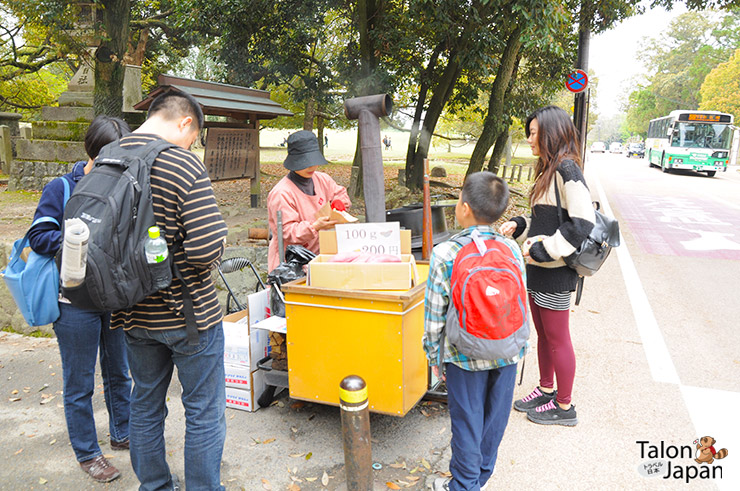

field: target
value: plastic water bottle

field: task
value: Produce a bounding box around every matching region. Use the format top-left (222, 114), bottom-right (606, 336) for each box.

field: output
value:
top-left (145, 226), bottom-right (168, 264)
top-left (145, 226), bottom-right (170, 290)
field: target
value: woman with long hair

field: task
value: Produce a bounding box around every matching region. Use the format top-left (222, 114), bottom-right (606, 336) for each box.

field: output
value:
top-left (499, 105), bottom-right (595, 426)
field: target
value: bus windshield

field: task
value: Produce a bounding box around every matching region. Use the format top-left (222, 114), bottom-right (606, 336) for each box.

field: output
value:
top-left (670, 122), bottom-right (732, 150)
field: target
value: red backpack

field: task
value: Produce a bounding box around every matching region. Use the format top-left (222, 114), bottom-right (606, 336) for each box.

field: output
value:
top-left (444, 231), bottom-right (529, 361)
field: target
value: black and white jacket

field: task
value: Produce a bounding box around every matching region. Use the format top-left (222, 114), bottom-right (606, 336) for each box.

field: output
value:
top-left (511, 159), bottom-right (595, 293)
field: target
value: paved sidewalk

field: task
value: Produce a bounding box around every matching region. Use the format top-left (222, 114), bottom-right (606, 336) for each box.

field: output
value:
top-left (0, 248), bottom-right (719, 490)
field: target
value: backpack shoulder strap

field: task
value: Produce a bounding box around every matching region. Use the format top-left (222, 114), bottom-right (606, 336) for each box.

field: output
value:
top-left (96, 138), bottom-right (178, 168)
top-left (170, 242), bottom-right (200, 345)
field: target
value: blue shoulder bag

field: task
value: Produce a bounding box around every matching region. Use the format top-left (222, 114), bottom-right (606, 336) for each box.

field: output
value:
top-left (1, 178), bottom-right (70, 327)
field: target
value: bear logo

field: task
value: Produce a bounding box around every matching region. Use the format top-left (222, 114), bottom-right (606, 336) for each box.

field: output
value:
top-left (694, 436), bottom-right (729, 465)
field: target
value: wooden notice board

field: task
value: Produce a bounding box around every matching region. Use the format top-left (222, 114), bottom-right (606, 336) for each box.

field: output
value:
top-left (203, 128), bottom-right (258, 180)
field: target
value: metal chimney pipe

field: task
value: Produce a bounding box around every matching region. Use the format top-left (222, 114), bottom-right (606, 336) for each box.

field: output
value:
top-left (344, 94), bottom-right (393, 223)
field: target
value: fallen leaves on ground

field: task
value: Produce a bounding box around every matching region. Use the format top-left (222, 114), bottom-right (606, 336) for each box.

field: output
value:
top-left (261, 478), bottom-right (272, 490)
top-left (385, 482), bottom-right (400, 490)
top-left (421, 458), bottom-right (431, 470)
top-left (321, 471), bottom-right (329, 486)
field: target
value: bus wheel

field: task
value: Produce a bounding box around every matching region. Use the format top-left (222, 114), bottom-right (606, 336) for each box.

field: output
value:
top-left (705, 171), bottom-right (716, 177)
top-left (661, 156), bottom-right (670, 173)
top-left (648, 151), bottom-right (653, 167)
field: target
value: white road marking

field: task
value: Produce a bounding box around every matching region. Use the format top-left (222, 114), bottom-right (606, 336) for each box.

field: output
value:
top-left (679, 230), bottom-right (740, 251)
top-left (592, 174), bottom-right (680, 385)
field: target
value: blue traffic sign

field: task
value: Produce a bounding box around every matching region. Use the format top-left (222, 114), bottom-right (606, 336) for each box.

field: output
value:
top-left (566, 69), bottom-right (588, 93)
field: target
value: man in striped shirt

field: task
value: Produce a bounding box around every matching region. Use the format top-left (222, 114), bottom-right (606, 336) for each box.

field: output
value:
top-left (112, 90), bottom-right (228, 491)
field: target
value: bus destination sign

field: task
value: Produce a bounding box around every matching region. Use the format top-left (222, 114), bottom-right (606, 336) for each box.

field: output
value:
top-left (678, 113), bottom-right (732, 123)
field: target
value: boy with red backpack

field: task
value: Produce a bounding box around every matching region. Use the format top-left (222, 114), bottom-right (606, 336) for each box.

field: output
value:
top-left (423, 171), bottom-right (530, 491)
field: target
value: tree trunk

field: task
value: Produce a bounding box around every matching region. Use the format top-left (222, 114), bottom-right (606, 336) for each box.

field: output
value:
top-left (127, 27), bottom-right (149, 66)
top-left (94, 0), bottom-right (131, 117)
top-left (405, 43), bottom-right (443, 188)
top-left (466, 24), bottom-right (524, 178)
top-left (303, 99), bottom-right (315, 130)
top-left (349, 135), bottom-right (363, 198)
top-left (408, 54), bottom-right (462, 190)
top-left (486, 126), bottom-right (510, 175)
top-left (317, 114), bottom-right (325, 156)
top-left (349, 0), bottom-right (381, 199)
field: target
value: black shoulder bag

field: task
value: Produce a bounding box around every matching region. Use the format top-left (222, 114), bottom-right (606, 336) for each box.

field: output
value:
top-left (553, 183), bottom-right (620, 305)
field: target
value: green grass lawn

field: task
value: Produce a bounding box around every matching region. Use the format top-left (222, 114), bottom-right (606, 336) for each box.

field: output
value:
top-left (255, 128), bottom-right (536, 176)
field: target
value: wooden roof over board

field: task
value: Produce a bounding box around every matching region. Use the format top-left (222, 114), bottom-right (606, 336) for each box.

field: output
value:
top-left (133, 74), bottom-right (293, 121)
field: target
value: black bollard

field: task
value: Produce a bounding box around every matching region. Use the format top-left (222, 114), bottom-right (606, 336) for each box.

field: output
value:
top-left (339, 375), bottom-right (374, 490)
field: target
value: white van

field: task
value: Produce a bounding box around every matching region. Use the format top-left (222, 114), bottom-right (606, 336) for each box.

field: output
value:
top-left (590, 142), bottom-right (606, 153)
top-left (609, 142), bottom-right (622, 153)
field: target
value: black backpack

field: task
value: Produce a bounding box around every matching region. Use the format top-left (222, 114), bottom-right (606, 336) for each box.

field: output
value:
top-left (61, 138), bottom-right (177, 311)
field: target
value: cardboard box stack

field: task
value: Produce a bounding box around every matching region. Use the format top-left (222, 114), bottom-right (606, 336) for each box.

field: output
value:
top-left (223, 289), bottom-right (271, 412)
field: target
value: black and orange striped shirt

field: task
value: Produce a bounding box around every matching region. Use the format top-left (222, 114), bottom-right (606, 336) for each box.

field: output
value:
top-left (111, 133), bottom-right (228, 331)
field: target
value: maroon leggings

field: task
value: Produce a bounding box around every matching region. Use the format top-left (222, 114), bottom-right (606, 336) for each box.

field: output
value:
top-left (529, 297), bottom-right (575, 406)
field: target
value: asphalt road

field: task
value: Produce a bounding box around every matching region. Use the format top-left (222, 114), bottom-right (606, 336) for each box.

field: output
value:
top-left (1, 152), bottom-right (738, 490)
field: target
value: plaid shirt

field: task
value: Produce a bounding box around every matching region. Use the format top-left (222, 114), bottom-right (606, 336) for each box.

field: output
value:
top-left (423, 225), bottom-right (529, 371)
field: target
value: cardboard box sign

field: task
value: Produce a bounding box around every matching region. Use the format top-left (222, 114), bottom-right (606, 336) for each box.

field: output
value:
top-left (225, 370), bottom-right (267, 412)
top-left (308, 229), bottom-right (418, 290)
top-left (308, 254), bottom-right (418, 290)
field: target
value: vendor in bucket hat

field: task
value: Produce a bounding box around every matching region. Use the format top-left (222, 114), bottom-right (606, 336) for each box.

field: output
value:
top-left (267, 130), bottom-right (351, 271)
top-left (283, 130), bottom-right (329, 170)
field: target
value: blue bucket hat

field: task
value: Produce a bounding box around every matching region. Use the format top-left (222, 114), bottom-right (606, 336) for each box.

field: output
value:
top-left (283, 130), bottom-right (329, 171)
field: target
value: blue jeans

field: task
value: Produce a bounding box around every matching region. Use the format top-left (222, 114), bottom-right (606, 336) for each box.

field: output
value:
top-left (446, 363), bottom-right (517, 491)
top-left (125, 323), bottom-right (226, 491)
top-left (54, 302), bottom-right (131, 462)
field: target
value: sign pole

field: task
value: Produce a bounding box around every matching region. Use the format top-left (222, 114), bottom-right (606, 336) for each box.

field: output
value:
top-left (573, 18), bottom-right (590, 163)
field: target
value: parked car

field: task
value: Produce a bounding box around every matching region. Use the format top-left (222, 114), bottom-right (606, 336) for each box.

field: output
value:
top-left (609, 142), bottom-right (623, 153)
top-left (590, 141), bottom-right (606, 153)
top-left (626, 142), bottom-right (645, 158)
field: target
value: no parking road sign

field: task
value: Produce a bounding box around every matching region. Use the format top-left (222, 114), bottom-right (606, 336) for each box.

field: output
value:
top-left (566, 69), bottom-right (588, 93)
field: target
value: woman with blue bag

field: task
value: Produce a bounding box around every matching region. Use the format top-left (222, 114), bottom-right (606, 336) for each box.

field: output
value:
top-left (28, 116), bottom-right (133, 483)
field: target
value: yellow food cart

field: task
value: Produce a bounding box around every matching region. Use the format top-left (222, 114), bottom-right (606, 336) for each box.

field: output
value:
top-left (281, 262), bottom-right (431, 417)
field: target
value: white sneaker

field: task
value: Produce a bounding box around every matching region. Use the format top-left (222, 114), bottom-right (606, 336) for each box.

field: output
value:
top-left (432, 477), bottom-right (451, 491)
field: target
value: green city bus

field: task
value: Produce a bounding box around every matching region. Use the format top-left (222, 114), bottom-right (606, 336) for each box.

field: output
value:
top-left (646, 110), bottom-right (734, 177)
